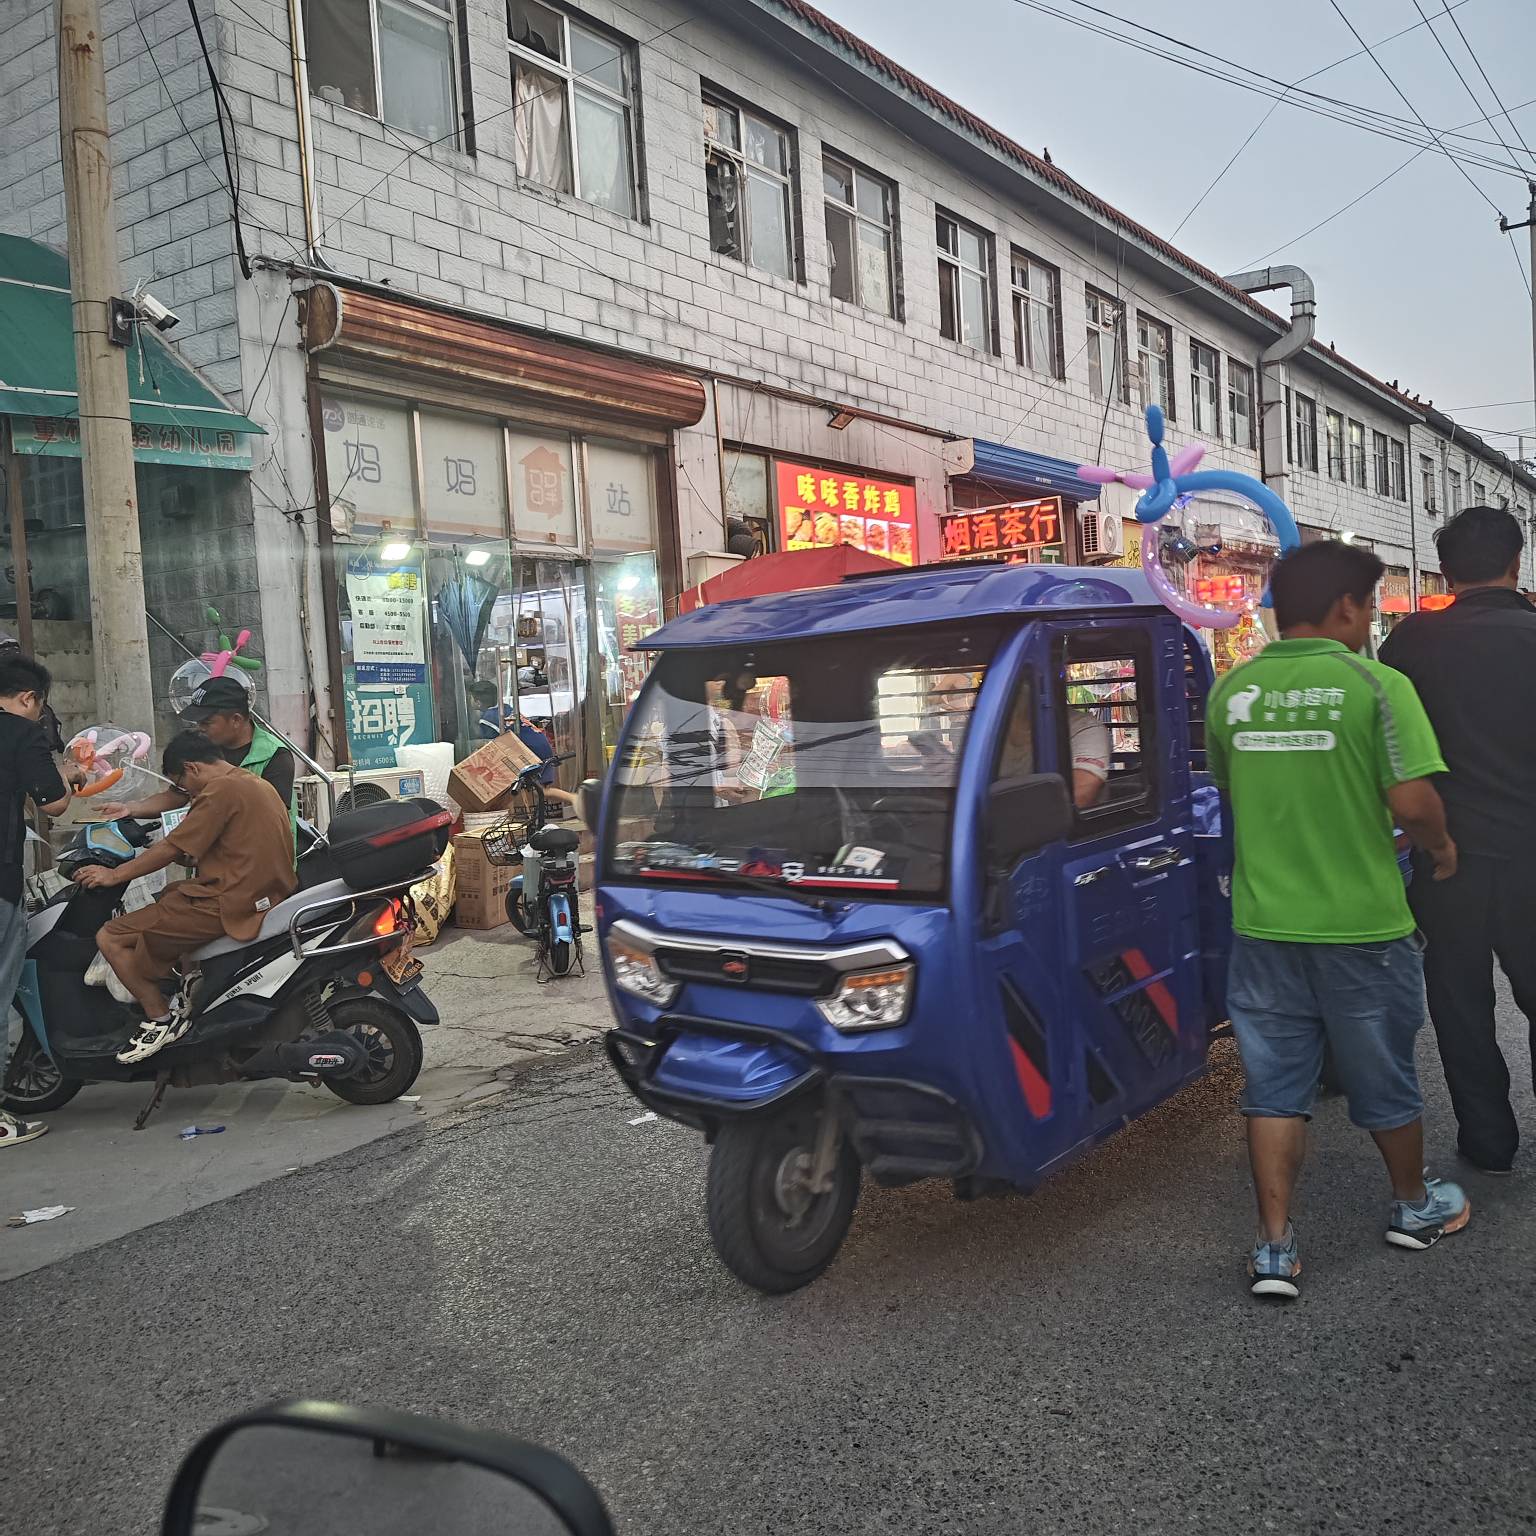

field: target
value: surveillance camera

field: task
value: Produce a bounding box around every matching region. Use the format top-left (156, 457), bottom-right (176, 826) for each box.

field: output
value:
top-left (136, 292), bottom-right (180, 332)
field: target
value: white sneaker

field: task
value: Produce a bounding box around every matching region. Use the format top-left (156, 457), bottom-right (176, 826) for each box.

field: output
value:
top-left (0, 1110), bottom-right (48, 1146)
top-left (115, 999), bottom-right (194, 1065)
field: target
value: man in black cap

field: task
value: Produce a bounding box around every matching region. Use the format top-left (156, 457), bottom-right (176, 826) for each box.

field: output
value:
top-left (97, 676), bottom-right (297, 853)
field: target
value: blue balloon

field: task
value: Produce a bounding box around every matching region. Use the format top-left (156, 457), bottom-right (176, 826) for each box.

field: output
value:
top-left (1130, 405), bottom-right (1300, 607)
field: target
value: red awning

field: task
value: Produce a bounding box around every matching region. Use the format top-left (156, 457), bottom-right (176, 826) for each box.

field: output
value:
top-left (679, 546), bottom-right (904, 613)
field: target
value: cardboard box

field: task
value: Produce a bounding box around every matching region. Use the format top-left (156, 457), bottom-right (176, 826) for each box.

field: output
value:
top-left (447, 729), bottom-right (545, 813)
top-left (452, 829), bottom-right (516, 930)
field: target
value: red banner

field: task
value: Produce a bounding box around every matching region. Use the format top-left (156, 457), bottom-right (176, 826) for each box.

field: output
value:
top-left (777, 461), bottom-right (917, 566)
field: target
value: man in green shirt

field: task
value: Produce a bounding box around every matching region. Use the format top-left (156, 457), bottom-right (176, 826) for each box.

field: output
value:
top-left (1207, 540), bottom-right (1469, 1299)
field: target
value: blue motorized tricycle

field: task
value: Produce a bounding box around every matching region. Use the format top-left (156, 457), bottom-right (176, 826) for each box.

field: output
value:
top-left (589, 560), bottom-right (1233, 1292)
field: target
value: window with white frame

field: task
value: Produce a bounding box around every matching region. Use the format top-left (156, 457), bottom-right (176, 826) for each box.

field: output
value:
top-left (1420, 454), bottom-right (1437, 509)
top-left (1284, 388), bottom-right (1293, 463)
top-left (1190, 341), bottom-right (1219, 436)
top-left (1011, 251), bottom-right (1059, 375)
top-left (1373, 431), bottom-right (1391, 495)
top-left (1137, 314), bottom-right (1173, 416)
top-left (306, 0), bottom-right (461, 142)
top-left (1348, 419), bottom-right (1366, 487)
top-left (703, 92), bottom-right (796, 280)
top-left (1389, 440), bottom-right (1407, 502)
top-left (1448, 468), bottom-right (1463, 513)
top-left (823, 152), bottom-right (896, 316)
top-left (937, 212), bottom-right (993, 350)
top-left (1473, 478), bottom-right (1489, 504)
top-left (1326, 409), bottom-right (1345, 479)
top-left (1085, 287), bottom-right (1125, 401)
top-left (1227, 359), bottom-right (1255, 449)
top-left (1294, 393), bottom-right (1319, 471)
top-left (509, 1), bottom-right (638, 217)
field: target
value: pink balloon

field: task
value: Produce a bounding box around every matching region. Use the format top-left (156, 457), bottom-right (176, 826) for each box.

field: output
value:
top-left (1142, 525), bottom-right (1241, 630)
top-left (1168, 444), bottom-right (1207, 476)
top-left (1075, 465), bottom-right (1121, 485)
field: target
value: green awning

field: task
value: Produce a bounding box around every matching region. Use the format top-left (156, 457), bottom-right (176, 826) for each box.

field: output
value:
top-left (0, 233), bottom-right (263, 470)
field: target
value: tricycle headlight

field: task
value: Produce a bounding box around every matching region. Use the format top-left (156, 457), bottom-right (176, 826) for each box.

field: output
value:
top-left (815, 965), bottom-right (914, 1032)
top-left (606, 934), bottom-right (680, 1007)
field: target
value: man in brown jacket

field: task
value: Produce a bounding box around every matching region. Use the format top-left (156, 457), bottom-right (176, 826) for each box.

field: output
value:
top-left (75, 731), bottom-right (297, 1063)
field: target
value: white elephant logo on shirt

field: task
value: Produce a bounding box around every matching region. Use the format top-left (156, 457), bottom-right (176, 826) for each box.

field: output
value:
top-left (1225, 684), bottom-right (1263, 725)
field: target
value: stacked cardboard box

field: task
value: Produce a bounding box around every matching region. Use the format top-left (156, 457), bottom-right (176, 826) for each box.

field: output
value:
top-left (452, 828), bottom-right (517, 931)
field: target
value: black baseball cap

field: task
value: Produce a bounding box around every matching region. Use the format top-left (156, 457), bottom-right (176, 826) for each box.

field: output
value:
top-left (180, 675), bottom-right (252, 722)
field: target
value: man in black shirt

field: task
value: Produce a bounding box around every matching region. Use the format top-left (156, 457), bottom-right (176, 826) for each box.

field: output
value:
top-left (1379, 505), bottom-right (1536, 1172)
top-left (0, 655), bottom-right (75, 1147)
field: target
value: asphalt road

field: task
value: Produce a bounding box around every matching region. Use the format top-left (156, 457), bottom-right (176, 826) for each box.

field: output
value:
top-left (5, 1008), bottom-right (1535, 1536)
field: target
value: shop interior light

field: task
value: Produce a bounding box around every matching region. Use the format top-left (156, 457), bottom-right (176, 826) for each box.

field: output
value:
top-left (464, 548), bottom-right (491, 567)
top-left (617, 571), bottom-right (641, 591)
top-left (380, 540), bottom-right (412, 562)
top-left (1340, 530), bottom-right (1357, 544)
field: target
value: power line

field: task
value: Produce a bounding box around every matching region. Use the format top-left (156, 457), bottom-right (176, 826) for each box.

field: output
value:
top-left (184, 0), bottom-right (254, 278)
top-left (1442, 2), bottom-right (1536, 164)
top-left (1324, 0), bottom-right (1506, 215)
top-left (1410, 0), bottom-right (1530, 172)
top-left (999, 0), bottom-right (1528, 178)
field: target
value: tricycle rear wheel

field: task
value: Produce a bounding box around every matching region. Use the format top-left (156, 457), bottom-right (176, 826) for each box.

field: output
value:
top-left (706, 1105), bottom-right (859, 1294)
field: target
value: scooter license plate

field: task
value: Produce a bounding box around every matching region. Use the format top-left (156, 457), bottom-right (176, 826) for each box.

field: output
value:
top-left (382, 934), bottom-right (421, 987)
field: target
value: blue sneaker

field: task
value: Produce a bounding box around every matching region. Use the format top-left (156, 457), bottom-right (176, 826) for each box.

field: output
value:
top-left (1386, 1176), bottom-right (1471, 1250)
top-left (1248, 1225), bottom-right (1301, 1298)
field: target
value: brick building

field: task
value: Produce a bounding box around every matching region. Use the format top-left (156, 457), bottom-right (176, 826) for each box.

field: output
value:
top-left (2, 0), bottom-right (1532, 774)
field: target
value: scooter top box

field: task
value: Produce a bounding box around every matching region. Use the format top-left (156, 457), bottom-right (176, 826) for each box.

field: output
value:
top-left (327, 798), bottom-right (452, 890)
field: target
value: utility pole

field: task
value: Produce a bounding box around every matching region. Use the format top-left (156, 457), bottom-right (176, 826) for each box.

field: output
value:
top-left (57, 0), bottom-right (154, 731)
top-left (1501, 181), bottom-right (1536, 485)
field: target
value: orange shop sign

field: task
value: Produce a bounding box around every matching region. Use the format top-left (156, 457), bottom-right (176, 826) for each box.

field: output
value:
top-left (777, 461), bottom-right (917, 565)
top-left (940, 497), bottom-right (1064, 561)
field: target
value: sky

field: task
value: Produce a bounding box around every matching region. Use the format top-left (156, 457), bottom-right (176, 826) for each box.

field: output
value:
top-left (812, 0), bottom-right (1536, 457)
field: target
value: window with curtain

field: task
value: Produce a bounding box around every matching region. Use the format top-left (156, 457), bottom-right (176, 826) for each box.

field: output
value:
top-left (1085, 287), bottom-right (1124, 401)
top-left (1137, 314), bottom-right (1172, 416)
top-left (1293, 393), bottom-right (1318, 471)
top-left (823, 151), bottom-right (896, 316)
top-left (509, 0), bottom-right (638, 217)
top-left (306, 0), bottom-right (460, 142)
top-left (1011, 251), bottom-right (1059, 375)
top-left (1227, 360), bottom-right (1255, 449)
top-left (704, 92), bottom-right (795, 279)
top-left (1189, 342), bottom-right (1219, 436)
top-left (1326, 409), bottom-right (1345, 479)
top-left (937, 211), bottom-right (993, 350)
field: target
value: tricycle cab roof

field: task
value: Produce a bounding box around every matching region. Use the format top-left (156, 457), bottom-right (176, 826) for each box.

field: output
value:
top-left (636, 562), bottom-right (1169, 651)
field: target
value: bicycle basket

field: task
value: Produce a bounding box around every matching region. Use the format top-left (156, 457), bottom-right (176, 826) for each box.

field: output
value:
top-left (482, 818), bottom-right (525, 867)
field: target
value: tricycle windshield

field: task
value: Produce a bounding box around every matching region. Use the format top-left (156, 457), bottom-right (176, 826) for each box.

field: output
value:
top-left (608, 622), bottom-right (1005, 898)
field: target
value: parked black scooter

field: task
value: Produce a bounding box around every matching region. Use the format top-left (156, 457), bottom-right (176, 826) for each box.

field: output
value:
top-left (1, 799), bottom-right (451, 1126)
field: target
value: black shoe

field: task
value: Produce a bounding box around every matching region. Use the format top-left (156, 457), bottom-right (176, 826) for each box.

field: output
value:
top-left (1457, 1147), bottom-right (1514, 1176)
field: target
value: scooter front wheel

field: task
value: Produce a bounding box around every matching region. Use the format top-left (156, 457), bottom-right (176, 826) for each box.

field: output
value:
top-left (706, 1105), bottom-right (860, 1294)
top-left (2, 1014), bottom-right (84, 1114)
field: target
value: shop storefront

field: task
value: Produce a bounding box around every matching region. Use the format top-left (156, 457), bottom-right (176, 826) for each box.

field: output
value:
top-left (300, 282), bottom-right (705, 786)
top-left (721, 448), bottom-right (919, 566)
top-left (0, 236), bottom-right (264, 741)
top-left (946, 439), bottom-right (1098, 563)
top-left (1191, 535), bottom-right (1276, 673)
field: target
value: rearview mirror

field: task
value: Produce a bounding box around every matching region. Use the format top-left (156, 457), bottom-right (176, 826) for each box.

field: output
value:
top-left (577, 777), bottom-right (603, 832)
top-left (987, 773), bottom-right (1073, 870)
top-left (162, 1400), bottom-right (615, 1536)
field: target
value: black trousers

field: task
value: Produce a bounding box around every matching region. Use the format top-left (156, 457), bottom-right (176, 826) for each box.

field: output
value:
top-left (1409, 852), bottom-right (1536, 1167)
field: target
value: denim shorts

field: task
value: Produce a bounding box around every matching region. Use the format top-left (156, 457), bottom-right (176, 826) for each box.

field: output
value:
top-left (1227, 933), bottom-right (1425, 1131)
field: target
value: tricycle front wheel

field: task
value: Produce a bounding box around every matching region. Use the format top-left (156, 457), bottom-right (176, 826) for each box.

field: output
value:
top-left (706, 1105), bottom-right (860, 1294)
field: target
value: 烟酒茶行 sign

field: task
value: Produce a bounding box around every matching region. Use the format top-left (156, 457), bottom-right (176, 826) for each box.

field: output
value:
top-left (940, 498), bottom-right (1064, 562)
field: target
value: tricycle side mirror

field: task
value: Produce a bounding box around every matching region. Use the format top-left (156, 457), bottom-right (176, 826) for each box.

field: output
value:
top-left (577, 777), bottom-right (602, 832)
top-left (986, 773), bottom-right (1073, 872)
top-left (161, 1399), bottom-right (615, 1536)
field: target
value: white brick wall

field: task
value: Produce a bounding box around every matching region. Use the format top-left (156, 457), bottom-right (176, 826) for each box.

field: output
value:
top-left (6, 0), bottom-right (1533, 590)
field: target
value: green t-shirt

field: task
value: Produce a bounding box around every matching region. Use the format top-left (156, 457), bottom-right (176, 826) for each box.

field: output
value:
top-left (1206, 638), bottom-right (1446, 944)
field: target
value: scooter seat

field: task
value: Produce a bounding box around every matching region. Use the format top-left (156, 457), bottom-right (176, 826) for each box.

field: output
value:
top-left (189, 878), bottom-right (354, 962)
top-left (528, 825), bottom-right (581, 854)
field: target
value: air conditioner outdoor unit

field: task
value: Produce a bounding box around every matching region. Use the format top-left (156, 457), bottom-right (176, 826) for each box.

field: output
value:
top-left (297, 768), bottom-right (426, 833)
top-left (1077, 506), bottom-right (1123, 561)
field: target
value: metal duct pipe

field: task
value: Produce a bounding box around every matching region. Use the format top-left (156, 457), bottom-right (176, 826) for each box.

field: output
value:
top-left (1226, 265), bottom-right (1318, 495)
